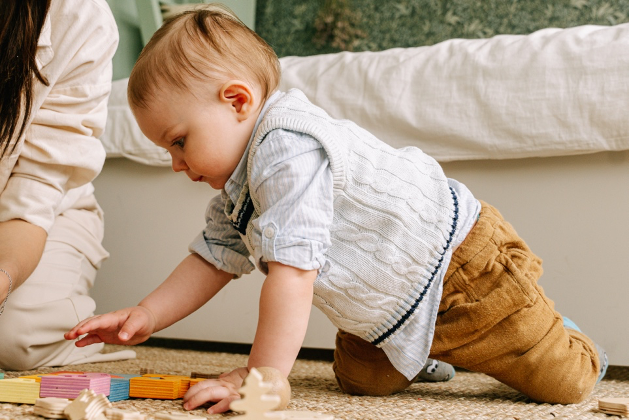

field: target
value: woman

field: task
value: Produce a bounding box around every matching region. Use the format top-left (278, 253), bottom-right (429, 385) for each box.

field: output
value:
top-left (0, 0), bottom-right (135, 370)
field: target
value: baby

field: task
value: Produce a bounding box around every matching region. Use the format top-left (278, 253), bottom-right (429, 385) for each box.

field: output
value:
top-left (66, 5), bottom-right (607, 414)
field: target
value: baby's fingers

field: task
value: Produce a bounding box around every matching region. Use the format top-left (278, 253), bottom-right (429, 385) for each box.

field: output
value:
top-left (64, 315), bottom-right (106, 340)
top-left (183, 381), bottom-right (237, 411)
top-left (117, 310), bottom-right (150, 342)
top-left (73, 333), bottom-right (104, 348)
top-left (207, 395), bottom-right (241, 414)
top-left (77, 313), bottom-right (120, 336)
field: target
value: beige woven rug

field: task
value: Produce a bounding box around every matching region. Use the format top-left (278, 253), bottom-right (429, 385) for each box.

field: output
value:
top-left (1, 344), bottom-right (627, 419)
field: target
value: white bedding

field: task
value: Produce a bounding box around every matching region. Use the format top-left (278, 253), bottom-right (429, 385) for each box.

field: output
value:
top-left (101, 23), bottom-right (628, 166)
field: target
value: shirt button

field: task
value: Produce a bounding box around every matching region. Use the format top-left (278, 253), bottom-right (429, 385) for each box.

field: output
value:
top-left (263, 227), bottom-right (275, 238)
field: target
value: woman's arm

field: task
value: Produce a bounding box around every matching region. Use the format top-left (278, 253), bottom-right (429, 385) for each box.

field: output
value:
top-left (0, 220), bottom-right (47, 302)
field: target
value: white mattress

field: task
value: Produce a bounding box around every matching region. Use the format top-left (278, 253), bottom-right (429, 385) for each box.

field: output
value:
top-left (101, 23), bottom-right (628, 166)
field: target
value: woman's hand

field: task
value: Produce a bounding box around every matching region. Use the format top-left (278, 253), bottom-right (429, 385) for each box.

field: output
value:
top-left (64, 306), bottom-right (157, 347)
top-left (183, 367), bottom-right (249, 414)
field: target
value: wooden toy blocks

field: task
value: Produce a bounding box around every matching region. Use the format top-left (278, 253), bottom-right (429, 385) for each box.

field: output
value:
top-left (33, 397), bottom-right (71, 419)
top-left (230, 368), bottom-right (333, 420)
top-left (0, 378), bottom-right (41, 404)
top-left (64, 389), bottom-right (112, 420)
top-left (129, 375), bottom-right (182, 399)
top-left (230, 368), bottom-right (282, 419)
top-left (598, 397), bottom-right (629, 416)
top-left (140, 374), bottom-right (191, 398)
top-left (41, 373), bottom-right (111, 399)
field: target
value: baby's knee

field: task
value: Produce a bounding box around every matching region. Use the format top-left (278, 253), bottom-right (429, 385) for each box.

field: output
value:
top-left (333, 363), bottom-right (411, 396)
top-left (333, 330), bottom-right (413, 396)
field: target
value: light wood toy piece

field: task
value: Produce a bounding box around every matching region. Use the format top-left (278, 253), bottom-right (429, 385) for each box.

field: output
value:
top-left (33, 397), bottom-right (71, 419)
top-left (64, 389), bottom-right (112, 420)
top-left (598, 397), bottom-right (629, 416)
top-left (190, 372), bottom-right (219, 379)
top-left (256, 367), bottom-right (291, 410)
top-left (230, 368), bottom-right (282, 419)
top-left (230, 368), bottom-right (330, 419)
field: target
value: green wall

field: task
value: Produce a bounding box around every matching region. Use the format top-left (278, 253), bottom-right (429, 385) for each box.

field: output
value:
top-left (107, 0), bottom-right (628, 79)
top-left (255, 0), bottom-right (628, 57)
top-left (107, 0), bottom-right (145, 80)
top-left (106, 0), bottom-right (256, 80)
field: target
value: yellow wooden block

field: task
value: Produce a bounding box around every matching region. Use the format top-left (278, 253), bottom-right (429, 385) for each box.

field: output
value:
top-left (0, 378), bottom-right (41, 404)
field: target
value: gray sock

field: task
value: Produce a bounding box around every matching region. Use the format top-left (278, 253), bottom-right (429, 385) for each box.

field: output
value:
top-left (595, 343), bottom-right (609, 383)
top-left (416, 358), bottom-right (456, 382)
top-left (563, 316), bottom-right (608, 383)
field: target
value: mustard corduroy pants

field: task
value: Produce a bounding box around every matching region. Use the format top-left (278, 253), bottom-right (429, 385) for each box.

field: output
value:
top-left (333, 202), bottom-right (600, 404)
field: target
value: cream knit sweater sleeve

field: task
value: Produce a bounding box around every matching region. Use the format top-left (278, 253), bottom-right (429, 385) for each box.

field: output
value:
top-left (0, 0), bottom-right (118, 231)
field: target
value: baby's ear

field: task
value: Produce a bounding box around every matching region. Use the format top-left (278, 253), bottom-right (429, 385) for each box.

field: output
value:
top-left (219, 80), bottom-right (257, 121)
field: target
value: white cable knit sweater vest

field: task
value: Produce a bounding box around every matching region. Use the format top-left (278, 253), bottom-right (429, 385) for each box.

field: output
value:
top-left (246, 90), bottom-right (459, 346)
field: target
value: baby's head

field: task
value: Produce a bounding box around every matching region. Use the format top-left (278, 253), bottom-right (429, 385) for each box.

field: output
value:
top-left (128, 6), bottom-right (281, 190)
top-left (128, 4), bottom-right (280, 112)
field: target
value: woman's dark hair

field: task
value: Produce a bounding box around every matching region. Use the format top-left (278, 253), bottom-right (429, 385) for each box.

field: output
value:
top-left (0, 0), bottom-right (51, 159)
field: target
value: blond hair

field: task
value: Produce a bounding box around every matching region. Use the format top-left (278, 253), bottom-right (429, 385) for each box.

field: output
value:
top-left (128, 4), bottom-right (280, 109)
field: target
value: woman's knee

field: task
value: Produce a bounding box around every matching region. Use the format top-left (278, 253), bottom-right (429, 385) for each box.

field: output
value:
top-left (0, 314), bottom-right (48, 370)
top-left (0, 293), bottom-right (94, 370)
top-left (333, 330), bottom-right (413, 396)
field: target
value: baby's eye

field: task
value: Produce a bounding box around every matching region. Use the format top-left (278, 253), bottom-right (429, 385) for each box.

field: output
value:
top-left (172, 137), bottom-right (185, 149)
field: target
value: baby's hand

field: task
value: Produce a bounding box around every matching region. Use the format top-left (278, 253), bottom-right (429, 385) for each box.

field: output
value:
top-left (183, 367), bottom-right (249, 414)
top-left (64, 306), bottom-right (156, 347)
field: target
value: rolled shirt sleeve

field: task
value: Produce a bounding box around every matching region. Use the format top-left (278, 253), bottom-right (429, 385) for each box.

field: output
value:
top-left (249, 129), bottom-right (333, 272)
top-left (189, 193), bottom-right (256, 277)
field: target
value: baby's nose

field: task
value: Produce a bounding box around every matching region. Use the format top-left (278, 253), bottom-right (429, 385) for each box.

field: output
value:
top-left (171, 157), bottom-right (187, 172)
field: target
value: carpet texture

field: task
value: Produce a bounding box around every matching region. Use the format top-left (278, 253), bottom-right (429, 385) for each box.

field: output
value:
top-left (0, 344), bottom-right (627, 419)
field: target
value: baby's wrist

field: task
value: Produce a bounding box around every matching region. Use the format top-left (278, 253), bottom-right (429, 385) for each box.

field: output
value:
top-left (137, 304), bottom-right (159, 333)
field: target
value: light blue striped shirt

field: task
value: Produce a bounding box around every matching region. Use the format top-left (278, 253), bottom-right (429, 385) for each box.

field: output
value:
top-left (190, 91), bottom-right (480, 380)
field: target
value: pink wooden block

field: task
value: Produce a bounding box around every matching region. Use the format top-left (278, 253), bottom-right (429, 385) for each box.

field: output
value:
top-left (40, 373), bottom-right (111, 398)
